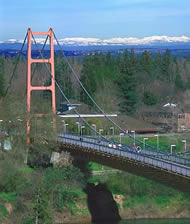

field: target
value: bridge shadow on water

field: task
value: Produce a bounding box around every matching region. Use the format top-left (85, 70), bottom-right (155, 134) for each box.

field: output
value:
top-left (84, 182), bottom-right (121, 224)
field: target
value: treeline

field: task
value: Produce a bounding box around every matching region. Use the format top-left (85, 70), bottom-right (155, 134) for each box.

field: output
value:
top-left (0, 50), bottom-right (190, 115)
top-left (80, 49), bottom-right (189, 114)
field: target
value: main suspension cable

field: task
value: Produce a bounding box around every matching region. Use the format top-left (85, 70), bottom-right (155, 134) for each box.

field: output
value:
top-left (31, 34), bottom-right (114, 144)
top-left (53, 32), bottom-right (160, 150)
top-left (53, 32), bottom-right (132, 136)
top-left (5, 32), bottom-right (28, 96)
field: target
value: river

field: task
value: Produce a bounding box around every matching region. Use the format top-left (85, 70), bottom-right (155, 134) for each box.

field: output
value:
top-left (120, 219), bottom-right (190, 224)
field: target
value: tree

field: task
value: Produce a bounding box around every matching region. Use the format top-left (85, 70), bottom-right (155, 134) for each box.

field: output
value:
top-left (161, 49), bottom-right (173, 81)
top-left (0, 56), bottom-right (5, 98)
top-left (117, 51), bottom-right (137, 114)
top-left (80, 55), bottom-right (97, 105)
top-left (143, 91), bottom-right (157, 106)
top-left (175, 73), bottom-right (185, 90)
top-left (54, 56), bottom-right (73, 105)
top-left (140, 50), bottom-right (153, 75)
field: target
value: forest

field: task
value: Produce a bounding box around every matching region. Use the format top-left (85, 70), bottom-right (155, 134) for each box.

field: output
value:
top-left (1, 49), bottom-right (190, 117)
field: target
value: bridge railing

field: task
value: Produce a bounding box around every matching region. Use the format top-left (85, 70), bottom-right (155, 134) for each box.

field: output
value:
top-left (58, 133), bottom-right (190, 167)
top-left (57, 134), bottom-right (190, 178)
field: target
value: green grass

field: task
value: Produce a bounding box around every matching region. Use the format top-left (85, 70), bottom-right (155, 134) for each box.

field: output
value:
top-left (0, 192), bottom-right (16, 203)
top-left (0, 205), bottom-right (9, 219)
top-left (155, 195), bottom-right (170, 209)
top-left (89, 162), bottom-right (102, 171)
top-left (70, 199), bottom-right (90, 216)
top-left (19, 166), bottom-right (34, 173)
top-left (88, 172), bottom-right (189, 212)
top-left (70, 189), bottom-right (86, 198)
top-left (0, 193), bottom-right (16, 220)
top-left (89, 162), bottom-right (112, 171)
top-left (88, 176), bottom-right (100, 184)
top-left (114, 135), bottom-right (185, 153)
top-left (123, 195), bottom-right (153, 209)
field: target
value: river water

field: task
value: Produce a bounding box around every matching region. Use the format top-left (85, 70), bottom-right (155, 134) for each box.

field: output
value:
top-left (120, 219), bottom-right (190, 224)
top-left (85, 219), bottom-right (190, 224)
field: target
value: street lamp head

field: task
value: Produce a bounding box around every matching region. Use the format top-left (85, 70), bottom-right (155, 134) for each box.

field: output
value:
top-left (154, 134), bottom-right (158, 137)
top-left (143, 138), bottom-right (148, 140)
top-left (99, 129), bottom-right (103, 135)
top-left (182, 140), bottom-right (186, 143)
top-left (120, 133), bottom-right (124, 136)
top-left (171, 144), bottom-right (176, 147)
top-left (131, 130), bottom-right (135, 133)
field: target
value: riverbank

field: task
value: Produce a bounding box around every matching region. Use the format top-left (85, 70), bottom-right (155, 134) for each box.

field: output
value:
top-left (1, 186), bottom-right (190, 224)
top-left (1, 162), bottom-right (190, 223)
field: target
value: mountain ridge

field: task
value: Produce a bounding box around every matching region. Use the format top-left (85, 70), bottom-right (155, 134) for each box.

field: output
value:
top-left (1, 35), bottom-right (190, 47)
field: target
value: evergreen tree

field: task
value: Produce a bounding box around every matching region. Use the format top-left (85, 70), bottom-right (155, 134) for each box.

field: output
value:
top-left (129, 49), bottom-right (137, 70)
top-left (175, 73), bottom-right (185, 90)
top-left (161, 49), bottom-right (173, 81)
top-left (55, 57), bottom-right (73, 104)
top-left (141, 50), bottom-right (153, 75)
top-left (80, 55), bottom-right (97, 105)
top-left (143, 91), bottom-right (157, 105)
top-left (0, 56), bottom-right (5, 98)
top-left (117, 51), bottom-right (137, 114)
top-left (155, 51), bottom-right (162, 79)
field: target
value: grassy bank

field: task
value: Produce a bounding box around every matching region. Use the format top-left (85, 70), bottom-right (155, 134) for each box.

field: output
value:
top-left (88, 171), bottom-right (190, 219)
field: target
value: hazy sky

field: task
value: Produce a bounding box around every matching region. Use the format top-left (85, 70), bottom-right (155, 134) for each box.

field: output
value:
top-left (1, 0), bottom-right (190, 40)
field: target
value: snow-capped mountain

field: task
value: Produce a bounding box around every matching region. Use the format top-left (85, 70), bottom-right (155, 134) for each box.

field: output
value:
top-left (1, 35), bottom-right (190, 48)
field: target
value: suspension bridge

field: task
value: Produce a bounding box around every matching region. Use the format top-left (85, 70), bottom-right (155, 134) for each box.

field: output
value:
top-left (1, 28), bottom-right (190, 192)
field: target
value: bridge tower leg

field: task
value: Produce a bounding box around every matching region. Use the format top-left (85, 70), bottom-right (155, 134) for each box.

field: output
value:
top-left (26, 28), bottom-right (56, 147)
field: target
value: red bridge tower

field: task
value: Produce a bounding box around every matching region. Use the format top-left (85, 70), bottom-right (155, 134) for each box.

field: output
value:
top-left (26, 28), bottom-right (56, 144)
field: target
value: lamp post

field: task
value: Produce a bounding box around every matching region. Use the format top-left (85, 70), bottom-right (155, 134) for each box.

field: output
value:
top-left (76, 122), bottom-right (80, 135)
top-left (170, 144), bottom-right (176, 156)
top-left (154, 134), bottom-right (159, 151)
top-left (99, 129), bottom-right (103, 135)
top-left (131, 130), bottom-right (135, 146)
top-left (64, 123), bottom-right (69, 133)
top-left (0, 120), bottom-right (3, 133)
top-left (182, 140), bottom-right (187, 156)
top-left (80, 125), bottom-right (85, 136)
top-left (92, 124), bottom-right (96, 137)
top-left (99, 129), bottom-right (103, 143)
top-left (61, 120), bottom-right (65, 133)
top-left (143, 137), bottom-right (148, 150)
top-left (110, 127), bottom-right (114, 139)
top-left (0, 120), bottom-right (3, 150)
top-left (119, 133), bottom-right (124, 146)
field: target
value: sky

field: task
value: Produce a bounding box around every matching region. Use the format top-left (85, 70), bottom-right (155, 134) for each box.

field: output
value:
top-left (0, 0), bottom-right (190, 40)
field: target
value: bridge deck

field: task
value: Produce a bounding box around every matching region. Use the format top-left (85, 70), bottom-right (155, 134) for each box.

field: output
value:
top-left (57, 134), bottom-right (190, 192)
